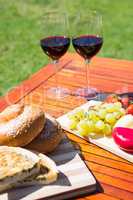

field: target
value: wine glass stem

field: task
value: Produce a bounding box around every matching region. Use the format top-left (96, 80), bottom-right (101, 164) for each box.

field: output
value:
top-left (53, 59), bottom-right (58, 86)
top-left (85, 59), bottom-right (90, 90)
top-left (53, 60), bottom-right (61, 97)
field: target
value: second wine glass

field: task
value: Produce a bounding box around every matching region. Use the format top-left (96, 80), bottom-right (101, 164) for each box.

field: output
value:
top-left (72, 11), bottom-right (103, 99)
top-left (40, 11), bottom-right (70, 99)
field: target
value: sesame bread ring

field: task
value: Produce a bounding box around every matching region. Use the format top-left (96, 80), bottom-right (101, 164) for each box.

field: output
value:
top-left (0, 104), bottom-right (45, 147)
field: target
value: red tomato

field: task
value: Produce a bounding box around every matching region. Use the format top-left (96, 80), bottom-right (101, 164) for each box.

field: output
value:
top-left (126, 104), bottom-right (133, 115)
top-left (121, 96), bottom-right (129, 108)
top-left (105, 94), bottom-right (120, 103)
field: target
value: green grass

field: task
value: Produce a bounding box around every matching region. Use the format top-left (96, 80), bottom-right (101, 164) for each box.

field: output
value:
top-left (0, 0), bottom-right (133, 96)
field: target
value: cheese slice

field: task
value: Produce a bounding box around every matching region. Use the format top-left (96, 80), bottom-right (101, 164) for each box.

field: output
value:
top-left (114, 114), bottom-right (133, 128)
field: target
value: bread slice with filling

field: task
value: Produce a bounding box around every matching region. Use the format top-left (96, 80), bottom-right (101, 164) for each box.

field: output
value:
top-left (0, 146), bottom-right (40, 193)
top-left (13, 153), bottom-right (58, 187)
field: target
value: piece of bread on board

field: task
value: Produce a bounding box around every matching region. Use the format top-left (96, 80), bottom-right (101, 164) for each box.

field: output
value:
top-left (14, 153), bottom-right (58, 188)
top-left (0, 146), bottom-right (40, 193)
top-left (26, 114), bottom-right (64, 153)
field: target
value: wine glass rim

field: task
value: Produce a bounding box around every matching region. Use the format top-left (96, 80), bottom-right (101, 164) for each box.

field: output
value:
top-left (43, 10), bottom-right (68, 15)
top-left (79, 9), bottom-right (102, 16)
top-left (42, 10), bottom-right (69, 23)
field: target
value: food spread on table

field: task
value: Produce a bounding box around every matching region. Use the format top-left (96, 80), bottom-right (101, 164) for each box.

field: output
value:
top-left (0, 103), bottom-right (63, 193)
top-left (0, 94), bottom-right (133, 194)
top-left (67, 94), bottom-right (133, 153)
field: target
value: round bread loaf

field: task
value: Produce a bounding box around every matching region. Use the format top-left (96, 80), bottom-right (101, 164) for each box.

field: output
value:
top-left (0, 104), bottom-right (45, 147)
top-left (26, 114), bottom-right (64, 153)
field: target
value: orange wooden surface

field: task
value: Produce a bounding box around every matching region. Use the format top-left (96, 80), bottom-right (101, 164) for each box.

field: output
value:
top-left (0, 53), bottom-right (133, 200)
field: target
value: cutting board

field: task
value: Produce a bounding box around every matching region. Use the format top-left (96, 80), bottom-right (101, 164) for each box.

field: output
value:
top-left (57, 101), bottom-right (133, 163)
top-left (0, 136), bottom-right (97, 200)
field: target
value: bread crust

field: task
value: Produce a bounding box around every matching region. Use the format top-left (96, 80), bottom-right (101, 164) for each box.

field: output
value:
top-left (0, 104), bottom-right (45, 147)
top-left (26, 114), bottom-right (64, 153)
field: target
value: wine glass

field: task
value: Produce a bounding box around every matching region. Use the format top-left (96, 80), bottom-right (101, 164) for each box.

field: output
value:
top-left (72, 11), bottom-right (103, 99)
top-left (40, 11), bottom-right (70, 99)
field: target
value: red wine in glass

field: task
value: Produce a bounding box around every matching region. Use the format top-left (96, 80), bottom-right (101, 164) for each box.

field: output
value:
top-left (72, 35), bottom-right (103, 60)
top-left (40, 36), bottom-right (70, 99)
top-left (71, 11), bottom-right (103, 99)
top-left (40, 36), bottom-right (70, 60)
top-left (72, 35), bottom-right (103, 98)
top-left (40, 12), bottom-right (70, 99)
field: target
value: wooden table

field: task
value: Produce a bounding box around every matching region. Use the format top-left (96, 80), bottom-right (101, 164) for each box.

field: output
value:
top-left (0, 53), bottom-right (133, 200)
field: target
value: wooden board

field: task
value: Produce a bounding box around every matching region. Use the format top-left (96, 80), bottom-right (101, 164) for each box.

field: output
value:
top-left (57, 101), bottom-right (133, 163)
top-left (0, 136), bottom-right (97, 200)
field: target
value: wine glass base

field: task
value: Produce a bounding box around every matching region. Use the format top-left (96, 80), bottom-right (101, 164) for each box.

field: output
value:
top-left (47, 87), bottom-right (69, 99)
top-left (76, 87), bottom-right (98, 100)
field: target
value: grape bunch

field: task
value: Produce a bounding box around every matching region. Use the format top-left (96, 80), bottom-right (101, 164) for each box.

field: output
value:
top-left (68, 102), bottom-right (125, 139)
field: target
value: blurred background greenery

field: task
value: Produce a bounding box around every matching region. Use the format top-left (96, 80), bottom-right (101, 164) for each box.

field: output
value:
top-left (0, 0), bottom-right (133, 96)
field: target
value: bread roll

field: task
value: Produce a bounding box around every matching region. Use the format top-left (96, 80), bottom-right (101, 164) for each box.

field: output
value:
top-left (26, 114), bottom-right (64, 153)
top-left (0, 104), bottom-right (45, 147)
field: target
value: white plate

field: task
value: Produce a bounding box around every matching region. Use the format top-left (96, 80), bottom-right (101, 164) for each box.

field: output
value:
top-left (57, 100), bottom-right (133, 163)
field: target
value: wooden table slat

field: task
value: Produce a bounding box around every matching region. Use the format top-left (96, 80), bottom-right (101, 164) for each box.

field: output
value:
top-left (86, 161), bottom-right (133, 183)
top-left (83, 152), bottom-right (133, 173)
top-left (101, 183), bottom-right (133, 200)
top-left (92, 171), bottom-right (133, 192)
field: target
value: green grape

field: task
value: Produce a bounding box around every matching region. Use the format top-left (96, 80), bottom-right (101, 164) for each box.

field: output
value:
top-left (95, 120), bottom-right (105, 133)
top-left (77, 120), bottom-right (90, 136)
top-left (92, 116), bottom-right (100, 123)
top-left (119, 108), bottom-right (126, 116)
top-left (92, 104), bottom-right (101, 111)
top-left (68, 109), bottom-right (85, 121)
top-left (75, 109), bottom-right (85, 119)
top-left (87, 120), bottom-right (95, 132)
top-left (109, 102), bottom-right (122, 112)
top-left (68, 100), bottom-right (126, 138)
top-left (105, 103), bottom-right (116, 113)
top-left (105, 113), bottom-right (116, 125)
top-left (97, 109), bottom-right (107, 119)
top-left (68, 114), bottom-right (78, 121)
top-left (89, 132), bottom-right (98, 139)
top-left (113, 111), bottom-right (121, 119)
top-left (101, 103), bottom-right (108, 109)
top-left (77, 120), bottom-right (89, 129)
top-left (103, 123), bottom-right (112, 136)
top-left (69, 119), bottom-right (78, 130)
top-left (78, 128), bottom-right (88, 137)
top-left (114, 102), bottom-right (122, 109)
top-left (87, 110), bottom-right (98, 120)
top-left (77, 119), bottom-right (95, 137)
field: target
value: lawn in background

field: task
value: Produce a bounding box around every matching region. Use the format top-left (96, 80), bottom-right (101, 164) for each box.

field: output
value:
top-left (0, 0), bottom-right (133, 96)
